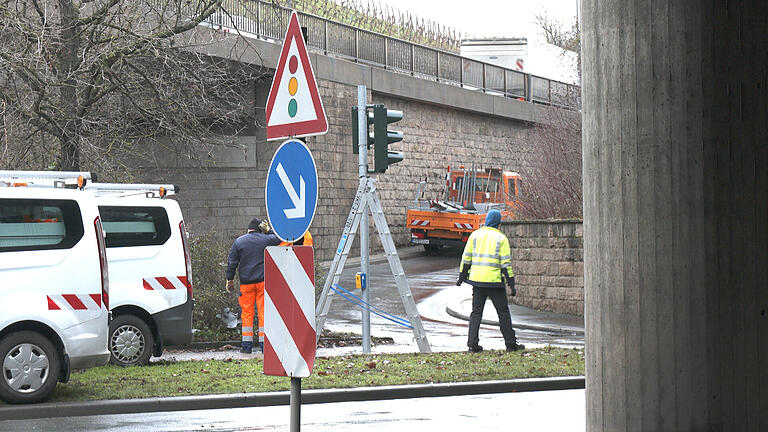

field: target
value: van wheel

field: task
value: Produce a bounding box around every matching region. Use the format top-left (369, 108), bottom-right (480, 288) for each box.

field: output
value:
top-left (109, 315), bottom-right (153, 366)
top-left (0, 331), bottom-right (61, 404)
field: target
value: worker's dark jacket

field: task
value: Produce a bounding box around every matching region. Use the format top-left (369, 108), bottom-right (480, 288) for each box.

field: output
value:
top-left (226, 232), bottom-right (281, 284)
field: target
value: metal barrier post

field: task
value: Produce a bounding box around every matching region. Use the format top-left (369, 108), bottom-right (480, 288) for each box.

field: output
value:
top-left (355, 29), bottom-right (359, 61)
top-left (527, 74), bottom-right (532, 102)
top-left (256, 1), bottom-right (260, 37)
top-left (384, 37), bottom-right (389, 69)
top-left (503, 70), bottom-right (507, 96)
top-left (547, 79), bottom-right (552, 104)
top-left (410, 44), bottom-right (415, 75)
top-left (323, 21), bottom-right (328, 54)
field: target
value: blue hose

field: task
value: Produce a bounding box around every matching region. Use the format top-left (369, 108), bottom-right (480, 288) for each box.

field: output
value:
top-left (330, 284), bottom-right (414, 329)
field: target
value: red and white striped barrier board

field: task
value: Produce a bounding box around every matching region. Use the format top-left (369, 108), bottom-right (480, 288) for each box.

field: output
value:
top-left (410, 219), bottom-right (430, 226)
top-left (263, 245), bottom-right (316, 378)
top-left (143, 276), bottom-right (189, 290)
top-left (47, 294), bottom-right (102, 310)
top-left (454, 222), bottom-right (473, 230)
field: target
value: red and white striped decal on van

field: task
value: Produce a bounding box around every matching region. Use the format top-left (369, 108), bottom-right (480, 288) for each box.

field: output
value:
top-left (47, 294), bottom-right (102, 310)
top-left (454, 222), bottom-right (473, 230)
top-left (410, 219), bottom-right (430, 226)
top-left (143, 276), bottom-right (190, 291)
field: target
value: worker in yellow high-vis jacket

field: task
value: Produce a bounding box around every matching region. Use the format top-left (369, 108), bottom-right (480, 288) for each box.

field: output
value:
top-left (456, 209), bottom-right (525, 353)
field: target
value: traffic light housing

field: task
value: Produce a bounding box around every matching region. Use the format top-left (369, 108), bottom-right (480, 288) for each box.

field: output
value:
top-left (352, 107), bottom-right (374, 154)
top-left (372, 105), bottom-right (403, 173)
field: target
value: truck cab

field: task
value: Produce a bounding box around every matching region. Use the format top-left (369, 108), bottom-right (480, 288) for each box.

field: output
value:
top-left (446, 168), bottom-right (521, 217)
top-left (407, 167), bottom-right (521, 250)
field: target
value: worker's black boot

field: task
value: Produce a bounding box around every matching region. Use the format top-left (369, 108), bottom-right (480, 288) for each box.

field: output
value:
top-left (468, 345), bottom-right (484, 353)
top-left (240, 341), bottom-right (253, 354)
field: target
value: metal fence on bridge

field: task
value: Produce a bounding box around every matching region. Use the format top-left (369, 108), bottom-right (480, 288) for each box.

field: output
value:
top-left (207, 0), bottom-right (580, 109)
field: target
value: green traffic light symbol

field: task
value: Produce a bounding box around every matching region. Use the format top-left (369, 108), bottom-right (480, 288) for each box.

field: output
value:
top-left (288, 56), bottom-right (298, 118)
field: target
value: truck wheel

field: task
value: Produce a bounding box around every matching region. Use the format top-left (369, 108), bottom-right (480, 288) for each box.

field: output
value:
top-left (0, 331), bottom-right (61, 404)
top-left (423, 244), bottom-right (442, 254)
top-left (109, 315), bottom-right (153, 366)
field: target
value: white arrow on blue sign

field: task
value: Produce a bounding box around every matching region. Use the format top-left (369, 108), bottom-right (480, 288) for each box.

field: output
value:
top-left (265, 139), bottom-right (318, 243)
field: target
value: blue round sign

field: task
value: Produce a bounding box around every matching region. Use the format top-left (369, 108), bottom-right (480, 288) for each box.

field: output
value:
top-left (265, 139), bottom-right (318, 243)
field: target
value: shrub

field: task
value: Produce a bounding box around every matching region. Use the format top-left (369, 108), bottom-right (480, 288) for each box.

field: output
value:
top-left (189, 232), bottom-right (240, 331)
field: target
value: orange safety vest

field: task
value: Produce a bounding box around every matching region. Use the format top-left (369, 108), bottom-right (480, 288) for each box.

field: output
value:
top-left (279, 231), bottom-right (313, 246)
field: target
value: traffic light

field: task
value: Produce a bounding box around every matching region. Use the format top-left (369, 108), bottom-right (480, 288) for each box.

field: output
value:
top-left (351, 107), bottom-right (374, 154)
top-left (372, 105), bottom-right (403, 173)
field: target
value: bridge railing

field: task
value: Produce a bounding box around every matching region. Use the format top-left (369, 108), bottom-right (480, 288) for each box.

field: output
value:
top-left (207, 0), bottom-right (581, 109)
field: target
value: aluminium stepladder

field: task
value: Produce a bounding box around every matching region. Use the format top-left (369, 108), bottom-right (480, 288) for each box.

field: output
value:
top-left (315, 176), bottom-right (431, 353)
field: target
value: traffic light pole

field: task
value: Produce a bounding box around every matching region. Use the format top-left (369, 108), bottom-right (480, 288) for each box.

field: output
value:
top-left (314, 85), bottom-right (431, 354)
top-left (356, 85), bottom-right (372, 353)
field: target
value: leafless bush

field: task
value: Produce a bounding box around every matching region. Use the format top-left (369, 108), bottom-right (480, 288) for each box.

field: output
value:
top-left (518, 98), bottom-right (582, 219)
top-left (190, 231), bottom-right (240, 330)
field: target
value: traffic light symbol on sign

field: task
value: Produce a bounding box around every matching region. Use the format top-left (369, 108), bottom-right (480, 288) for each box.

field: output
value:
top-left (265, 11), bottom-right (327, 141)
top-left (287, 56), bottom-right (299, 118)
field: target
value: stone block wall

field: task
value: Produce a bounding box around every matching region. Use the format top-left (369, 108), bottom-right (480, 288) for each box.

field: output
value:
top-left (499, 220), bottom-right (584, 316)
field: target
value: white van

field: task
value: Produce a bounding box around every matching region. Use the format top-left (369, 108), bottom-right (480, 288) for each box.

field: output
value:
top-left (95, 192), bottom-right (193, 366)
top-left (0, 186), bottom-right (110, 404)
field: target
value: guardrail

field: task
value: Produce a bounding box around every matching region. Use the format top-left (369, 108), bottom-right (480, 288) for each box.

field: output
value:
top-left (207, 0), bottom-right (580, 109)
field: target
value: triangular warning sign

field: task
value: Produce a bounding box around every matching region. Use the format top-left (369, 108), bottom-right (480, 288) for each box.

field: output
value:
top-left (265, 11), bottom-right (328, 141)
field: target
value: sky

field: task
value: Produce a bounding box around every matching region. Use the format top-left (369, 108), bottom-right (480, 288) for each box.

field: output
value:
top-left (369, 0), bottom-right (580, 43)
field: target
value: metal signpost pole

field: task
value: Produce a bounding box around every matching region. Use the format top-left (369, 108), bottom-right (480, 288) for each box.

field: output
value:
top-left (291, 377), bottom-right (301, 432)
top-left (357, 85), bottom-right (371, 353)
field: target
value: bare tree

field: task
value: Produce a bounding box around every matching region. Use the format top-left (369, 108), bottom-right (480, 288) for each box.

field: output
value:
top-left (535, 12), bottom-right (580, 54)
top-left (0, 0), bottom-right (263, 175)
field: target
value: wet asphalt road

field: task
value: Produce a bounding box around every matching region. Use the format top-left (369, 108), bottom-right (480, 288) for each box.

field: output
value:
top-left (3, 389), bottom-right (586, 431)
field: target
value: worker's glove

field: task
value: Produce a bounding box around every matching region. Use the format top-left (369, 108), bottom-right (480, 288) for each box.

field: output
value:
top-left (258, 219), bottom-right (271, 234)
top-left (225, 280), bottom-right (235, 293)
top-left (505, 276), bottom-right (516, 297)
top-left (456, 268), bottom-right (469, 286)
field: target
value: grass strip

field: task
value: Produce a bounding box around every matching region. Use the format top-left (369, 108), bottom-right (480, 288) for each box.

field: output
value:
top-left (46, 347), bottom-right (584, 402)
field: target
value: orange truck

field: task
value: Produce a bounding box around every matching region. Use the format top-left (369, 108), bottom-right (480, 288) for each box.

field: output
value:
top-left (407, 166), bottom-right (522, 250)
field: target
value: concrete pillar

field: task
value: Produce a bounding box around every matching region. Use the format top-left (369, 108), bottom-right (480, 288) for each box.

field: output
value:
top-left (582, 1), bottom-right (767, 430)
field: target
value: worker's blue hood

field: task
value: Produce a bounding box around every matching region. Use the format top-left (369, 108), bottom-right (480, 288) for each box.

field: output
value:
top-left (485, 209), bottom-right (502, 228)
